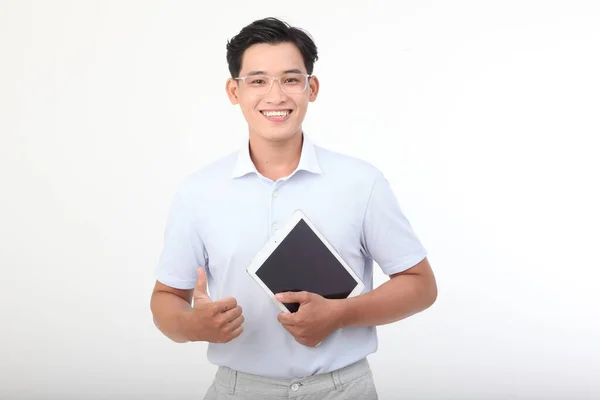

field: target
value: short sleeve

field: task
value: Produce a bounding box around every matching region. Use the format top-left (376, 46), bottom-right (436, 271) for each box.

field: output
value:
top-left (155, 184), bottom-right (207, 290)
top-left (361, 172), bottom-right (428, 275)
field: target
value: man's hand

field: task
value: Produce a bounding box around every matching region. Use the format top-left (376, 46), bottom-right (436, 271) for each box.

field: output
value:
top-left (182, 268), bottom-right (244, 343)
top-left (275, 291), bottom-right (344, 347)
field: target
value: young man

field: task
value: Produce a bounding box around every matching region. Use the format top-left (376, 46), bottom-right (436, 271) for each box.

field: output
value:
top-left (150, 17), bottom-right (437, 400)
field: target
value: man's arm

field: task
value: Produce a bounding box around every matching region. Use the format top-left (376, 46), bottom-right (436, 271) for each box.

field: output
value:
top-left (150, 269), bottom-right (245, 344)
top-left (150, 281), bottom-right (194, 343)
top-left (276, 257), bottom-right (437, 347)
top-left (336, 257), bottom-right (437, 328)
top-left (276, 172), bottom-right (436, 346)
top-left (335, 172), bottom-right (437, 328)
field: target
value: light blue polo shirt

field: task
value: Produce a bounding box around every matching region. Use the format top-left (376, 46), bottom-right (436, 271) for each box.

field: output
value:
top-left (155, 134), bottom-right (427, 380)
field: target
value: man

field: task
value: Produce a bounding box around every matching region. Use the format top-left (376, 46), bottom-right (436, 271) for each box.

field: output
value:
top-left (150, 17), bottom-right (437, 400)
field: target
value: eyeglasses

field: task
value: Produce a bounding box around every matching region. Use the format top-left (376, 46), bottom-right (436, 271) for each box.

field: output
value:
top-left (234, 73), bottom-right (311, 95)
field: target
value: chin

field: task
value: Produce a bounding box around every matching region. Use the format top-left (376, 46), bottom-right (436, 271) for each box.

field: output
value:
top-left (254, 126), bottom-right (301, 142)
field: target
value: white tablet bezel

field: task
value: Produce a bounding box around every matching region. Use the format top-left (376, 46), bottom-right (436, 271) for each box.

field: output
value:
top-left (246, 209), bottom-right (365, 313)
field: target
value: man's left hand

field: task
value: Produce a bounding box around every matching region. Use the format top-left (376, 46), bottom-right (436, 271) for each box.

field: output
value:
top-left (275, 291), bottom-right (344, 347)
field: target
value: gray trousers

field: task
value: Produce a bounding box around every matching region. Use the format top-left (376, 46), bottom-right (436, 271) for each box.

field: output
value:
top-left (203, 358), bottom-right (378, 400)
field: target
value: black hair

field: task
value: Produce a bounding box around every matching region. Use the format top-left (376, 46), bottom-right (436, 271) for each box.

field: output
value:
top-left (226, 17), bottom-right (319, 78)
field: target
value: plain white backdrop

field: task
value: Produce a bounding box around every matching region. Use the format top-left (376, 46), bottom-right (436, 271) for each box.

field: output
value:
top-left (1, 1), bottom-right (599, 399)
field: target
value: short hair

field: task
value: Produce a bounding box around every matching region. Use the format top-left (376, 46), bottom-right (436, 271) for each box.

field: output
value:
top-left (226, 17), bottom-right (319, 78)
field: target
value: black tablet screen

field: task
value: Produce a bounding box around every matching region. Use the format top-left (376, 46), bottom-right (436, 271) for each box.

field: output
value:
top-left (255, 219), bottom-right (358, 312)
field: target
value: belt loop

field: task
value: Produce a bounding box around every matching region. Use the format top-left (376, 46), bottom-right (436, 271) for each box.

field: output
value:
top-left (228, 369), bottom-right (237, 395)
top-left (331, 369), bottom-right (342, 392)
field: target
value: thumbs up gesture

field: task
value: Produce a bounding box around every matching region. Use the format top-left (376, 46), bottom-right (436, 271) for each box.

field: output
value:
top-left (182, 268), bottom-right (244, 343)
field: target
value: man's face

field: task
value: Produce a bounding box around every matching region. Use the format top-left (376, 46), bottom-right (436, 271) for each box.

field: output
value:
top-left (226, 42), bottom-right (319, 143)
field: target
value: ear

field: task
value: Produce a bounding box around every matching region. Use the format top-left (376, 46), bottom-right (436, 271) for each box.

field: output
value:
top-left (226, 78), bottom-right (240, 105)
top-left (308, 75), bottom-right (320, 102)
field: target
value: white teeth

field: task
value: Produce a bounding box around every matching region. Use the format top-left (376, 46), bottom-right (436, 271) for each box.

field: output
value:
top-left (262, 110), bottom-right (290, 117)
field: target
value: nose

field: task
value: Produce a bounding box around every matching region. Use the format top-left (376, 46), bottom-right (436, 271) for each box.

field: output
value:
top-left (264, 78), bottom-right (288, 103)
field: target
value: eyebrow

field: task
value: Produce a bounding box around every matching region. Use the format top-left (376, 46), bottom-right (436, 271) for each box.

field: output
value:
top-left (245, 69), bottom-right (304, 76)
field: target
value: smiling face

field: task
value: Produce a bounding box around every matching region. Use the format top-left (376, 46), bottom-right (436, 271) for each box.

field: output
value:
top-left (226, 42), bottom-right (319, 143)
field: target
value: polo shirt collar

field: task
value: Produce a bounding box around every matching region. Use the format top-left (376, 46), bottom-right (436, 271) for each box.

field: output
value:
top-left (231, 134), bottom-right (322, 179)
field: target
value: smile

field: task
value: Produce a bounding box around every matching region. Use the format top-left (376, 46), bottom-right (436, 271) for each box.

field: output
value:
top-left (260, 110), bottom-right (292, 121)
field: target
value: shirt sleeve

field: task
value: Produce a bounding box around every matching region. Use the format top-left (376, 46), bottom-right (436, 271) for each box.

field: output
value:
top-left (361, 172), bottom-right (428, 276)
top-left (155, 183), bottom-right (207, 290)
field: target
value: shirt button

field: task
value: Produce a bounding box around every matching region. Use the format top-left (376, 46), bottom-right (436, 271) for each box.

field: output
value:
top-left (272, 191), bottom-right (279, 198)
top-left (291, 383), bottom-right (299, 391)
top-left (272, 223), bottom-right (279, 231)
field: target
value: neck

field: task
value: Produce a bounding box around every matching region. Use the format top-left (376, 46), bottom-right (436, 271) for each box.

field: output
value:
top-left (248, 131), bottom-right (303, 181)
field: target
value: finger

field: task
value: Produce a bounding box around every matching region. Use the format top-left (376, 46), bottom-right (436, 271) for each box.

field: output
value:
top-left (225, 325), bottom-right (244, 342)
top-left (277, 312), bottom-right (295, 326)
top-left (280, 323), bottom-right (296, 335)
top-left (275, 291), bottom-right (310, 304)
top-left (221, 305), bottom-right (243, 324)
top-left (225, 314), bottom-right (244, 331)
top-left (294, 335), bottom-right (311, 347)
top-left (193, 267), bottom-right (210, 301)
top-left (278, 315), bottom-right (300, 331)
top-left (213, 297), bottom-right (237, 313)
top-left (294, 335), bottom-right (321, 347)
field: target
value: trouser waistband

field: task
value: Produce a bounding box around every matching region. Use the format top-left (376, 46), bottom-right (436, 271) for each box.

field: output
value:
top-left (214, 358), bottom-right (372, 397)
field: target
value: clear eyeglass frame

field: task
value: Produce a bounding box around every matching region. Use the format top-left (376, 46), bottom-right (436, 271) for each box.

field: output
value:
top-left (234, 73), bottom-right (312, 95)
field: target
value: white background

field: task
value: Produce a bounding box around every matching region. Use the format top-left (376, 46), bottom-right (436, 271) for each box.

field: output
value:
top-left (1, 1), bottom-right (599, 399)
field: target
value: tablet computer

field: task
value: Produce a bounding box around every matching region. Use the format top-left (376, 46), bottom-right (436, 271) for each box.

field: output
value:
top-left (246, 209), bottom-right (365, 313)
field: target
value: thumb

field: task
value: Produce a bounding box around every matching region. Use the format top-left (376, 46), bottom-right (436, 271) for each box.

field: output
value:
top-left (275, 291), bottom-right (311, 304)
top-left (193, 267), bottom-right (211, 303)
